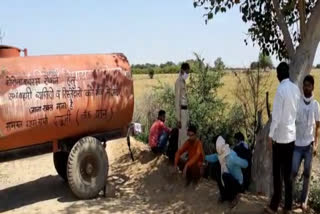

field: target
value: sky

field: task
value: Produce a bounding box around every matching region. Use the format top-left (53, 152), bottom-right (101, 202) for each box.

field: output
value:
top-left (0, 0), bottom-right (319, 67)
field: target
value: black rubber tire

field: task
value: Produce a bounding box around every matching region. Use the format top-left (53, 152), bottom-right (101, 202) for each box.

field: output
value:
top-left (53, 152), bottom-right (69, 181)
top-left (67, 136), bottom-right (109, 199)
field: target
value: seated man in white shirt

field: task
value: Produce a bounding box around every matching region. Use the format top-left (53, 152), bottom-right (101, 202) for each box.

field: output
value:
top-left (292, 75), bottom-right (319, 211)
top-left (265, 62), bottom-right (300, 214)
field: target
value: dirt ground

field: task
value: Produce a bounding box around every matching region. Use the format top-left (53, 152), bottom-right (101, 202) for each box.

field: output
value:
top-left (0, 139), bottom-right (317, 214)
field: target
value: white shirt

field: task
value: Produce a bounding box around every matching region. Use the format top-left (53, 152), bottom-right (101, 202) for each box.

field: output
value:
top-left (269, 79), bottom-right (301, 143)
top-left (295, 98), bottom-right (320, 147)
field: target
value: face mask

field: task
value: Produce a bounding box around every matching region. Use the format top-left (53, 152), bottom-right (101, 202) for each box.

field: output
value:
top-left (303, 95), bottom-right (313, 103)
top-left (182, 73), bottom-right (189, 80)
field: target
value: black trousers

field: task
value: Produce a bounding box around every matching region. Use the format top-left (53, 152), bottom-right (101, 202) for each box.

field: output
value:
top-left (205, 162), bottom-right (243, 201)
top-left (178, 159), bottom-right (202, 184)
top-left (220, 173), bottom-right (242, 201)
top-left (166, 128), bottom-right (179, 164)
top-left (270, 142), bottom-right (294, 211)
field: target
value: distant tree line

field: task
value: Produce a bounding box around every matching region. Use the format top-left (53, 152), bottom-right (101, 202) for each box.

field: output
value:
top-left (132, 54), bottom-right (320, 75)
top-left (132, 62), bottom-right (180, 75)
top-left (132, 57), bottom-right (226, 75)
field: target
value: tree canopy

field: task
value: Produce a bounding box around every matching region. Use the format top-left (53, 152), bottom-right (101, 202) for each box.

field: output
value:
top-left (194, 0), bottom-right (320, 83)
top-left (258, 53), bottom-right (273, 70)
top-left (214, 57), bottom-right (226, 70)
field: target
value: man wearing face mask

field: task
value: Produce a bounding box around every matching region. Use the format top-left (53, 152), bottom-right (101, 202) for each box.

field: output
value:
top-left (265, 62), bottom-right (300, 214)
top-left (292, 75), bottom-right (319, 212)
top-left (175, 62), bottom-right (190, 148)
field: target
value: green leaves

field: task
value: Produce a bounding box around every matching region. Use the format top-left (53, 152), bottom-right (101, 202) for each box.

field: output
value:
top-left (215, 6), bottom-right (220, 14)
top-left (187, 53), bottom-right (226, 150)
top-left (194, 0), bottom-right (319, 60)
top-left (194, 0), bottom-right (237, 27)
top-left (214, 57), bottom-right (226, 70)
top-left (193, 2), bottom-right (198, 8)
top-left (242, 15), bottom-right (247, 22)
top-left (258, 53), bottom-right (273, 70)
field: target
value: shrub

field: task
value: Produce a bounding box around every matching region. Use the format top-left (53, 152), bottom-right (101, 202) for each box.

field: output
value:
top-left (133, 83), bottom-right (176, 144)
top-left (232, 67), bottom-right (272, 144)
top-left (222, 104), bottom-right (248, 146)
top-left (258, 53), bottom-right (273, 71)
top-left (292, 167), bottom-right (320, 213)
top-left (250, 62), bottom-right (259, 70)
top-left (148, 69), bottom-right (155, 79)
top-left (309, 182), bottom-right (320, 212)
top-left (214, 57), bottom-right (226, 70)
top-left (187, 54), bottom-right (226, 153)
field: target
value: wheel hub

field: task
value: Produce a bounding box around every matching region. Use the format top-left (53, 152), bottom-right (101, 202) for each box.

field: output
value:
top-left (80, 154), bottom-right (98, 182)
top-left (86, 163), bottom-right (93, 175)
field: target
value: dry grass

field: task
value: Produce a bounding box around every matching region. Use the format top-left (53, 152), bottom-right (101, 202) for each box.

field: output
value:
top-left (133, 70), bottom-right (320, 106)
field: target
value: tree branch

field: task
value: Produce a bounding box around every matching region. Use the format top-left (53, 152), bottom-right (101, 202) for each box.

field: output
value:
top-left (298, 0), bottom-right (306, 40)
top-left (306, 0), bottom-right (320, 41)
top-left (272, 0), bottom-right (295, 59)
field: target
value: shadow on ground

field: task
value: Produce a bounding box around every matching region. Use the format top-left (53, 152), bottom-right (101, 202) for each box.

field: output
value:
top-left (0, 143), bottom-right (52, 163)
top-left (61, 149), bottom-right (266, 214)
top-left (0, 175), bottom-right (75, 213)
top-left (0, 143), bottom-right (269, 214)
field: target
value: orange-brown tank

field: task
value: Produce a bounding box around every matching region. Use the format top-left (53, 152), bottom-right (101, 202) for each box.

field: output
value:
top-left (0, 47), bottom-right (134, 151)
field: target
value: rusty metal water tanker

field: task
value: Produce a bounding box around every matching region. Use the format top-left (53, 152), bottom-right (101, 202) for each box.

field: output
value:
top-left (0, 45), bottom-right (134, 199)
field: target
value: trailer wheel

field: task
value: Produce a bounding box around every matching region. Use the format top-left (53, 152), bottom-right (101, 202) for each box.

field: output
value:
top-left (67, 136), bottom-right (108, 199)
top-left (53, 152), bottom-right (69, 181)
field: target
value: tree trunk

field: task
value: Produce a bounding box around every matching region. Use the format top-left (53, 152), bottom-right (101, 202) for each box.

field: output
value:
top-left (252, 120), bottom-right (273, 197)
top-left (289, 41), bottom-right (319, 85)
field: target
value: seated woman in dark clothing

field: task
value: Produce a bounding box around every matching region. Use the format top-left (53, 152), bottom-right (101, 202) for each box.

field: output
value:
top-left (233, 132), bottom-right (252, 191)
top-left (206, 136), bottom-right (248, 207)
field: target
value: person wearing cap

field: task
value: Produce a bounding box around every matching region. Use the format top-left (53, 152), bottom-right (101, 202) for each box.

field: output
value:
top-left (205, 136), bottom-right (248, 207)
top-left (175, 62), bottom-right (190, 149)
top-left (174, 125), bottom-right (204, 185)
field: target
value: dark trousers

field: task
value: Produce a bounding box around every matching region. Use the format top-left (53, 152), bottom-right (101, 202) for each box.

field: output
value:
top-left (151, 132), bottom-right (169, 154)
top-left (178, 159), bottom-right (202, 184)
top-left (210, 162), bottom-right (242, 201)
top-left (270, 142), bottom-right (294, 211)
top-left (166, 128), bottom-right (179, 164)
top-left (219, 173), bottom-right (242, 201)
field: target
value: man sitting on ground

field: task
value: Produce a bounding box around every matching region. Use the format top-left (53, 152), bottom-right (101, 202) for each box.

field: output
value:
top-left (148, 110), bottom-right (171, 154)
top-left (174, 125), bottom-right (204, 186)
top-left (206, 136), bottom-right (248, 207)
